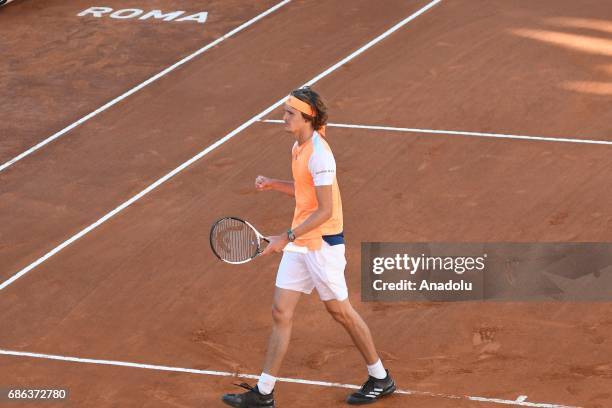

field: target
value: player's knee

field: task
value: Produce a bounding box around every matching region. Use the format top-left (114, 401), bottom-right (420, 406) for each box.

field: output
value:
top-left (328, 307), bottom-right (352, 326)
top-left (271, 303), bottom-right (293, 325)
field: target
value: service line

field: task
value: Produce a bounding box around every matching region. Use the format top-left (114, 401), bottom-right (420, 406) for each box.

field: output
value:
top-left (261, 120), bottom-right (612, 146)
top-left (0, 0), bottom-right (443, 290)
top-left (0, 0), bottom-right (291, 173)
top-left (0, 348), bottom-right (580, 408)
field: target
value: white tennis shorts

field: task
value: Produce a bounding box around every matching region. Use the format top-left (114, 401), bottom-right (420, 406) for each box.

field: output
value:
top-left (276, 241), bottom-right (348, 301)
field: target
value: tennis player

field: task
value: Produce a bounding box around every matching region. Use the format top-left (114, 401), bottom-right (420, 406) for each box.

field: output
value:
top-left (221, 86), bottom-right (395, 407)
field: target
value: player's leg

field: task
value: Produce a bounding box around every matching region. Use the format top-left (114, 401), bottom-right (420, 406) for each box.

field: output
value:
top-left (261, 287), bottom-right (303, 376)
top-left (262, 248), bottom-right (314, 382)
top-left (305, 242), bottom-right (380, 364)
top-left (324, 297), bottom-right (396, 404)
top-left (222, 250), bottom-right (312, 407)
top-left (308, 242), bottom-right (396, 404)
top-left (221, 288), bottom-right (302, 407)
top-left (323, 298), bottom-right (379, 365)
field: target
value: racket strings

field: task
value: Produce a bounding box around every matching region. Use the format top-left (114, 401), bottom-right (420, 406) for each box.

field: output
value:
top-left (211, 218), bottom-right (260, 262)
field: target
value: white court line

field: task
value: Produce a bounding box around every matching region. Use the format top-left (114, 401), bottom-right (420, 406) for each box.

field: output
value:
top-left (0, 0), bottom-right (443, 289)
top-left (0, 0), bottom-right (291, 173)
top-left (261, 120), bottom-right (612, 146)
top-left (0, 348), bottom-right (580, 408)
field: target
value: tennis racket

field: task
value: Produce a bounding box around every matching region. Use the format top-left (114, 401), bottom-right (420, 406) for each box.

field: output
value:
top-left (210, 217), bottom-right (307, 264)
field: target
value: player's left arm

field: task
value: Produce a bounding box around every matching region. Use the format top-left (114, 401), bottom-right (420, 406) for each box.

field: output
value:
top-left (261, 185), bottom-right (332, 254)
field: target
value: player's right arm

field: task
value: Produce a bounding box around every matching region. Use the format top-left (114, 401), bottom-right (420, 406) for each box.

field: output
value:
top-left (255, 175), bottom-right (294, 196)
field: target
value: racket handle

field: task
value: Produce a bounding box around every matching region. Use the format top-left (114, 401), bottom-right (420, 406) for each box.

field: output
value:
top-left (283, 242), bottom-right (308, 254)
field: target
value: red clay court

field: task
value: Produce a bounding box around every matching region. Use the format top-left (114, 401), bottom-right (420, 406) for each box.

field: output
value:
top-left (1, 0), bottom-right (611, 407)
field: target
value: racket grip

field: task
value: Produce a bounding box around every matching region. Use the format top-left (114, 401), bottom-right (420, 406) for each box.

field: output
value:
top-left (283, 242), bottom-right (308, 254)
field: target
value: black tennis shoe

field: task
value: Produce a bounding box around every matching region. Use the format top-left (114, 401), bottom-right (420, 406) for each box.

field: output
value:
top-left (346, 370), bottom-right (396, 405)
top-left (221, 383), bottom-right (275, 408)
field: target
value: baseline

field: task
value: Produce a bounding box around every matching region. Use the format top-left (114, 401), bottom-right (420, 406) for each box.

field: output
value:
top-left (0, 349), bottom-right (580, 408)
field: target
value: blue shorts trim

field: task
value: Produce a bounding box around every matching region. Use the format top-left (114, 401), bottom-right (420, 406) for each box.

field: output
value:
top-left (322, 231), bottom-right (344, 246)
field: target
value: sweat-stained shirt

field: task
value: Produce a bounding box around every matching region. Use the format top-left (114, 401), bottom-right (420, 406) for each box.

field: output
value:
top-left (291, 131), bottom-right (343, 251)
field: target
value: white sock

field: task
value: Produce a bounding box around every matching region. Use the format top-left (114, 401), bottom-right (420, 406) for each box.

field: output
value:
top-left (257, 372), bottom-right (276, 395)
top-left (367, 359), bottom-right (387, 380)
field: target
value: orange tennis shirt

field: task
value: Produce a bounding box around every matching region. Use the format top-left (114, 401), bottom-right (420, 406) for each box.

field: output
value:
top-left (291, 131), bottom-right (343, 250)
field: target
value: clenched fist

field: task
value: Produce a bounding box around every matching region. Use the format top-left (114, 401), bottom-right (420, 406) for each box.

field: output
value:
top-left (255, 175), bottom-right (273, 191)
